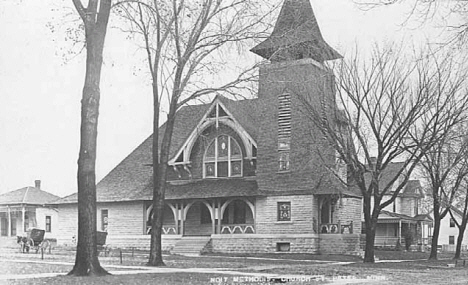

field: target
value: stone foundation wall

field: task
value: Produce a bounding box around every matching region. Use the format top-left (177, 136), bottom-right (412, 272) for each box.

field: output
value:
top-left (211, 234), bottom-right (319, 253)
top-left (318, 234), bottom-right (360, 254)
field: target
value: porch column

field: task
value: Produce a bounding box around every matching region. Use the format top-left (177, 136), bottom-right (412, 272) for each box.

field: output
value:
top-left (174, 203), bottom-right (179, 235)
top-left (180, 202), bottom-right (184, 235)
top-left (7, 206), bottom-right (11, 237)
top-left (216, 201), bottom-right (221, 234)
top-left (22, 206), bottom-right (26, 234)
top-left (398, 220), bottom-right (402, 244)
top-left (211, 201), bottom-right (216, 234)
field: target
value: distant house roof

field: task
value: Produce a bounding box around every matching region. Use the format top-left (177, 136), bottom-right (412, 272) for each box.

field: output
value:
top-left (401, 180), bottom-right (424, 198)
top-left (0, 186), bottom-right (60, 206)
top-left (251, 0), bottom-right (342, 62)
top-left (379, 210), bottom-right (433, 224)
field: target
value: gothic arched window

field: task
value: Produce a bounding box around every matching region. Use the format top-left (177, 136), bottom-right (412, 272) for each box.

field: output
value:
top-left (204, 135), bottom-right (242, 178)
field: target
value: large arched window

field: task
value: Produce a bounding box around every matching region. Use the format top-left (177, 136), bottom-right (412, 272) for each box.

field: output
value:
top-left (204, 135), bottom-right (242, 178)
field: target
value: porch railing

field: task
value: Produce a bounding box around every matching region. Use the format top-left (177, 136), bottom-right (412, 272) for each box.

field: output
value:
top-left (146, 225), bottom-right (178, 235)
top-left (220, 224), bottom-right (255, 234)
top-left (320, 221), bottom-right (353, 234)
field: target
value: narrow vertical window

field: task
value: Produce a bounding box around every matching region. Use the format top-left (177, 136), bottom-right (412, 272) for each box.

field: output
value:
top-left (449, 235), bottom-right (455, 245)
top-left (45, 216), bottom-right (51, 232)
top-left (277, 202), bottom-right (291, 221)
top-left (278, 93), bottom-right (291, 171)
top-left (101, 209), bottom-right (108, 232)
top-left (450, 218), bottom-right (455, 228)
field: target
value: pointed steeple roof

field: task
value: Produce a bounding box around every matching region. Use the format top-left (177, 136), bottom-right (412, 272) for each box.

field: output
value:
top-left (251, 0), bottom-right (342, 62)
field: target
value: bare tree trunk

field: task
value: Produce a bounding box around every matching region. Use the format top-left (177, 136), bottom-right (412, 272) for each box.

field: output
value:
top-left (148, 78), bottom-right (163, 265)
top-left (69, 0), bottom-right (111, 276)
top-left (429, 211), bottom-right (441, 260)
top-left (363, 194), bottom-right (376, 263)
top-left (454, 224), bottom-right (466, 259)
top-left (364, 225), bottom-right (376, 263)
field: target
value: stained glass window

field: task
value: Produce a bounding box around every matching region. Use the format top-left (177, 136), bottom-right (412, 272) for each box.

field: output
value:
top-left (204, 135), bottom-right (242, 178)
top-left (277, 202), bottom-right (291, 221)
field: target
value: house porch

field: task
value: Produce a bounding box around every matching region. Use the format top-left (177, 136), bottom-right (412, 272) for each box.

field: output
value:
top-left (0, 205), bottom-right (37, 237)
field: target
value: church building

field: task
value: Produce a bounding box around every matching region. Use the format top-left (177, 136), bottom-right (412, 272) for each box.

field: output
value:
top-left (54, 0), bottom-right (362, 255)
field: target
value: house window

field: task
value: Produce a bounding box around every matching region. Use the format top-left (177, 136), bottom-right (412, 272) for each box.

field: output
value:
top-left (45, 216), bottom-right (51, 232)
top-left (449, 235), bottom-right (455, 245)
top-left (101, 210), bottom-right (108, 232)
top-left (277, 202), bottom-right (291, 221)
top-left (392, 201), bottom-right (396, 213)
top-left (450, 218), bottom-right (455, 228)
top-left (414, 199), bottom-right (418, 215)
top-left (204, 135), bottom-right (242, 178)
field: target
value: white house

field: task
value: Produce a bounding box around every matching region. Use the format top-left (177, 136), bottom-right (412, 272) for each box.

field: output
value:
top-left (431, 207), bottom-right (468, 252)
top-left (0, 180), bottom-right (59, 239)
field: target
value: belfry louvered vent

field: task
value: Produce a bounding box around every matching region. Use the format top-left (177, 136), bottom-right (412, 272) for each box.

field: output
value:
top-left (278, 93), bottom-right (291, 171)
top-left (278, 93), bottom-right (291, 149)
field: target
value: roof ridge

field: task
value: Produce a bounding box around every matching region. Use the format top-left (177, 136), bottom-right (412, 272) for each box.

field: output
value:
top-left (22, 187), bottom-right (30, 203)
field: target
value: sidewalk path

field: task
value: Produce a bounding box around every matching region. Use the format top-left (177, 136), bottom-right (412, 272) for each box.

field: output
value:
top-left (0, 257), bottom-right (390, 284)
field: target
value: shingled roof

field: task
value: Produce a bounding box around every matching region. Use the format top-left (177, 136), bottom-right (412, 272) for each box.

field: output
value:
top-left (53, 97), bottom-right (260, 204)
top-left (0, 186), bottom-right (60, 206)
top-left (379, 210), bottom-right (433, 223)
top-left (251, 0), bottom-right (342, 62)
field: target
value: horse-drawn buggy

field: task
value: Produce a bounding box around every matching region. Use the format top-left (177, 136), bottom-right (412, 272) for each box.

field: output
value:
top-left (97, 231), bottom-right (110, 256)
top-left (17, 228), bottom-right (50, 253)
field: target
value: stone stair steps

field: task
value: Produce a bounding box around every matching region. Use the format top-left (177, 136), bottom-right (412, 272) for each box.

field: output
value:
top-left (171, 236), bottom-right (211, 256)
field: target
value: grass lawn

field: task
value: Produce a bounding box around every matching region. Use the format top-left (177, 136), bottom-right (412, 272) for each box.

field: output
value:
top-left (3, 249), bottom-right (468, 284)
top-left (5, 273), bottom-right (235, 285)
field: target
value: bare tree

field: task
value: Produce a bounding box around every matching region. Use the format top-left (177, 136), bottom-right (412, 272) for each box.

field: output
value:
top-left (69, 0), bottom-right (112, 276)
top-left (114, 0), bottom-right (277, 266)
top-left (356, 0), bottom-right (468, 46)
top-left (300, 46), bottom-right (468, 263)
top-left (448, 183), bottom-right (468, 260)
top-left (419, 129), bottom-right (468, 260)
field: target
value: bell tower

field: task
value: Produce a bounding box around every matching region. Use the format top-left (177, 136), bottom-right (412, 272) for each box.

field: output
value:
top-left (251, 0), bottom-right (342, 193)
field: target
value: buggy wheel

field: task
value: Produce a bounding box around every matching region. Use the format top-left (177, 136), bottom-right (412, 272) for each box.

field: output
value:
top-left (40, 240), bottom-right (50, 253)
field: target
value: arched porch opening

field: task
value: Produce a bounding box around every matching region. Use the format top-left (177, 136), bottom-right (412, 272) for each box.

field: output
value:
top-left (146, 204), bottom-right (177, 235)
top-left (183, 201), bottom-right (213, 236)
top-left (219, 198), bottom-right (255, 234)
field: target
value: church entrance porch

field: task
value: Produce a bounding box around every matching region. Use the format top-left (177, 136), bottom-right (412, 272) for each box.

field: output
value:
top-left (145, 197), bottom-right (256, 236)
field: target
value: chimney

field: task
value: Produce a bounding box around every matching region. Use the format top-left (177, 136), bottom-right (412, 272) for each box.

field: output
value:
top-left (35, 180), bottom-right (41, 189)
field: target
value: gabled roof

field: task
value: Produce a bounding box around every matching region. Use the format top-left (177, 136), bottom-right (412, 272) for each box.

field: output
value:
top-left (401, 180), bottom-right (424, 198)
top-left (53, 96), bottom-right (260, 205)
top-left (364, 161), bottom-right (407, 191)
top-left (251, 0), bottom-right (342, 62)
top-left (0, 186), bottom-right (60, 206)
top-left (168, 96), bottom-right (259, 164)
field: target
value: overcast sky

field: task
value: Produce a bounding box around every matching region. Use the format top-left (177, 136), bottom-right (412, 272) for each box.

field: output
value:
top-left (0, 0), bottom-right (460, 197)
